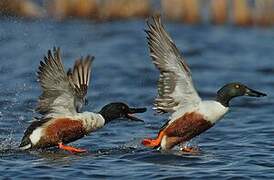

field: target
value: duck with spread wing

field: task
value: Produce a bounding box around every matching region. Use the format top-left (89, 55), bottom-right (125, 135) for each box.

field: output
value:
top-left (19, 48), bottom-right (146, 153)
top-left (142, 16), bottom-right (266, 151)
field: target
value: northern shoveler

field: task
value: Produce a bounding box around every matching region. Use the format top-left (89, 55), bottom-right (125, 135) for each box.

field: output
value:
top-left (19, 47), bottom-right (146, 153)
top-left (142, 16), bottom-right (266, 151)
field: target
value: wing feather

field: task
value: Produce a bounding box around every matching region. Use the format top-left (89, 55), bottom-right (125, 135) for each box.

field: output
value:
top-left (36, 47), bottom-right (93, 117)
top-left (146, 15), bottom-right (201, 114)
top-left (68, 56), bottom-right (94, 112)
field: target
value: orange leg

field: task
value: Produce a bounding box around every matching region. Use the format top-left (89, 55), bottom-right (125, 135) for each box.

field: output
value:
top-left (142, 131), bottom-right (165, 148)
top-left (58, 142), bottom-right (87, 153)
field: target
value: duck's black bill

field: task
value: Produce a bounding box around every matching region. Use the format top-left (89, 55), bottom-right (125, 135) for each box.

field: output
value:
top-left (129, 107), bottom-right (147, 114)
top-left (126, 107), bottom-right (147, 122)
top-left (245, 88), bottom-right (267, 97)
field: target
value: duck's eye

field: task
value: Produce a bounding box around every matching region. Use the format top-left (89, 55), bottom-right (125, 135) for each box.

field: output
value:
top-left (235, 85), bottom-right (240, 89)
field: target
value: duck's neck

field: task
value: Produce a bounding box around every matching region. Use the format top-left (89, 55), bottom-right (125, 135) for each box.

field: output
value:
top-left (99, 109), bottom-right (118, 124)
top-left (216, 92), bottom-right (232, 107)
top-left (99, 111), bottom-right (111, 124)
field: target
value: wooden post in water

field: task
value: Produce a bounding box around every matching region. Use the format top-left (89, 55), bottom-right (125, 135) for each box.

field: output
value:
top-left (210, 0), bottom-right (227, 24)
top-left (46, 0), bottom-right (69, 19)
top-left (98, 0), bottom-right (150, 20)
top-left (182, 0), bottom-right (201, 24)
top-left (232, 0), bottom-right (253, 26)
top-left (46, 0), bottom-right (98, 19)
top-left (71, 0), bottom-right (98, 18)
top-left (254, 0), bottom-right (274, 26)
top-left (161, 0), bottom-right (185, 21)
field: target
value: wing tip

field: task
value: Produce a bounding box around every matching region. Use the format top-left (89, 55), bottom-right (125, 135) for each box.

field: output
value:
top-left (70, 54), bottom-right (94, 99)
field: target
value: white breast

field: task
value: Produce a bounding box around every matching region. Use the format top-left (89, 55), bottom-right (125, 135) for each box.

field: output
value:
top-left (197, 101), bottom-right (229, 124)
top-left (74, 112), bottom-right (105, 133)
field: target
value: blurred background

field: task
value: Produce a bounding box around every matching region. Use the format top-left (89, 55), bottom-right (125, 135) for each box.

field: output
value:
top-left (1, 0), bottom-right (274, 26)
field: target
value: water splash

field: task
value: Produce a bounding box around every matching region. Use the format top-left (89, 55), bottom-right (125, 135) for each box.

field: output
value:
top-left (0, 130), bottom-right (18, 154)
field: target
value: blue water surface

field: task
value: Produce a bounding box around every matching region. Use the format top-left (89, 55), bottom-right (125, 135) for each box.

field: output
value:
top-left (0, 17), bottom-right (274, 179)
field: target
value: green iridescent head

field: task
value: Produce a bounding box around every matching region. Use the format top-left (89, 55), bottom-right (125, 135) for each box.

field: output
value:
top-left (216, 82), bottom-right (266, 107)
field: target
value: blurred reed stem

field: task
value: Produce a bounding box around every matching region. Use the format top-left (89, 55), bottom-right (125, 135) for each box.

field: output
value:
top-left (211, 0), bottom-right (227, 24)
top-left (1, 0), bottom-right (274, 27)
top-left (232, 0), bottom-right (253, 26)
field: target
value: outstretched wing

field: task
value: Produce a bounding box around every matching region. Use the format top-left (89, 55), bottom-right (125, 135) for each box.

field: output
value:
top-left (36, 47), bottom-right (93, 117)
top-left (146, 15), bottom-right (201, 114)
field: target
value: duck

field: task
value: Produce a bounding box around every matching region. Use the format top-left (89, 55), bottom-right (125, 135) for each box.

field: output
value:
top-left (19, 47), bottom-right (146, 153)
top-left (142, 15), bottom-right (266, 152)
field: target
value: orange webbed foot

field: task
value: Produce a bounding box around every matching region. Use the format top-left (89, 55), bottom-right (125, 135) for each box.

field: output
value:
top-left (180, 146), bottom-right (200, 154)
top-left (58, 143), bottom-right (87, 153)
top-left (142, 138), bottom-right (160, 148)
top-left (142, 131), bottom-right (165, 148)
